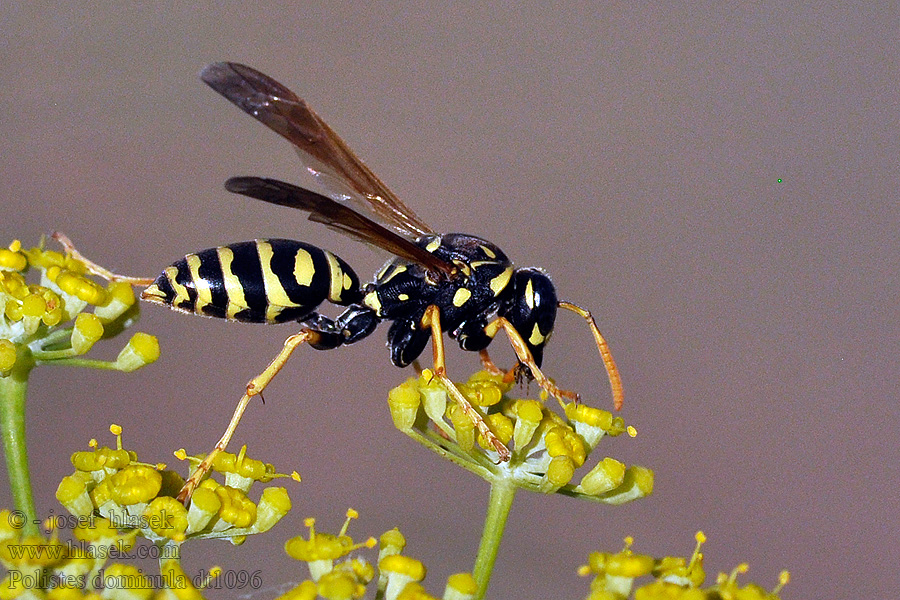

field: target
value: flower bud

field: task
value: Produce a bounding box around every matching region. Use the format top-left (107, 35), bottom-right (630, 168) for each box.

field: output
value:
top-left (115, 332), bottom-right (160, 371)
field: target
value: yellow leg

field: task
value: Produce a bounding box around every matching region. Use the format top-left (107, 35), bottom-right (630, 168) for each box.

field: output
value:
top-left (176, 329), bottom-right (318, 503)
top-left (483, 317), bottom-right (579, 408)
top-left (558, 301), bottom-right (624, 411)
top-left (422, 306), bottom-right (511, 461)
top-left (52, 232), bottom-right (155, 286)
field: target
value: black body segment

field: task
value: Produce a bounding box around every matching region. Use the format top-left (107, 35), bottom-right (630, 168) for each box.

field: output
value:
top-left (141, 239), bottom-right (362, 324)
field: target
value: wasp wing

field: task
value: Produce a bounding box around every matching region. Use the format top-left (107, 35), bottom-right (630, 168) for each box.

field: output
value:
top-left (225, 177), bottom-right (455, 277)
top-left (201, 62), bottom-right (435, 240)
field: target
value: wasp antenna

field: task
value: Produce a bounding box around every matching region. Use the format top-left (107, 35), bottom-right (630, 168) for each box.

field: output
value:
top-left (558, 301), bottom-right (624, 411)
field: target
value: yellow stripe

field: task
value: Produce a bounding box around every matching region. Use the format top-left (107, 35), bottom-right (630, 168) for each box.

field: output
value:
top-left (141, 282), bottom-right (166, 304)
top-left (378, 262), bottom-right (406, 283)
top-left (425, 237), bottom-right (441, 252)
top-left (216, 246), bottom-right (248, 320)
top-left (164, 265), bottom-right (190, 305)
top-left (489, 267), bottom-right (513, 296)
top-left (256, 242), bottom-right (294, 312)
top-left (480, 245), bottom-right (496, 259)
top-left (185, 254), bottom-right (212, 313)
top-left (325, 252), bottom-right (345, 302)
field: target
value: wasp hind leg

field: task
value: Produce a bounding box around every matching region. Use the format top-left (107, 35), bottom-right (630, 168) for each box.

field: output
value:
top-left (176, 329), bottom-right (320, 502)
top-left (52, 232), bottom-right (155, 286)
top-left (422, 305), bottom-right (511, 462)
top-left (176, 306), bottom-right (378, 502)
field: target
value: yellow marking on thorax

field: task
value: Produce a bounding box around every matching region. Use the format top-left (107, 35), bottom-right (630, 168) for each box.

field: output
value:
top-left (378, 262), bottom-right (406, 283)
top-left (425, 237), bottom-right (441, 252)
top-left (480, 245), bottom-right (497, 259)
top-left (363, 290), bottom-right (382, 313)
top-left (490, 267), bottom-right (513, 296)
top-left (216, 247), bottom-right (249, 320)
top-left (397, 293), bottom-right (410, 301)
top-left (185, 254), bottom-right (213, 312)
top-left (453, 287), bottom-right (472, 307)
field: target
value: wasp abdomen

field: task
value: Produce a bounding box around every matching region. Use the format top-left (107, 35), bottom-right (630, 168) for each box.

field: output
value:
top-left (141, 239), bottom-right (361, 324)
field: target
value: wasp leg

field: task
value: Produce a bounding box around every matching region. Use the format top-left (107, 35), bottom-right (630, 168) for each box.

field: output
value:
top-left (52, 232), bottom-right (155, 286)
top-left (422, 305), bottom-right (511, 461)
top-left (558, 301), bottom-right (624, 411)
top-left (483, 317), bottom-right (578, 408)
top-left (176, 329), bottom-right (319, 503)
top-left (478, 349), bottom-right (505, 376)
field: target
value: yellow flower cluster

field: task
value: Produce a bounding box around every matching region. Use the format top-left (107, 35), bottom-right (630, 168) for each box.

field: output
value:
top-left (0, 509), bottom-right (212, 599)
top-left (388, 370), bottom-right (653, 503)
top-left (579, 533), bottom-right (789, 599)
top-left (57, 426), bottom-right (293, 546)
top-left (0, 239), bottom-right (158, 376)
top-left (278, 510), bottom-right (477, 600)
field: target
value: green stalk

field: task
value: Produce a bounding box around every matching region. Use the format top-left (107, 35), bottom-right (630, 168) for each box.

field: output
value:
top-left (473, 476), bottom-right (517, 600)
top-left (0, 348), bottom-right (39, 536)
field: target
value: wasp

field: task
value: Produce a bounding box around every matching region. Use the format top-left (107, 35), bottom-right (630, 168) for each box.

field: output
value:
top-left (60, 62), bottom-right (623, 501)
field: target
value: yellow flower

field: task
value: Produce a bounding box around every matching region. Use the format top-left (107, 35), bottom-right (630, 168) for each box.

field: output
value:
top-left (386, 370), bottom-right (653, 505)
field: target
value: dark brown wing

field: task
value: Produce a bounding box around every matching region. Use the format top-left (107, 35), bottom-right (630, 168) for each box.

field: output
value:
top-left (201, 62), bottom-right (435, 240)
top-left (225, 177), bottom-right (455, 277)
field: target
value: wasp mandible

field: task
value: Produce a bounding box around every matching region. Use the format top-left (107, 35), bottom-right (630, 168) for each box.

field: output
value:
top-left (60, 63), bottom-right (623, 501)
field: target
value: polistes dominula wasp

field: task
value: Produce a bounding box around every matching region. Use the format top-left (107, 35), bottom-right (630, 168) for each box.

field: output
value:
top-left (59, 62), bottom-right (623, 502)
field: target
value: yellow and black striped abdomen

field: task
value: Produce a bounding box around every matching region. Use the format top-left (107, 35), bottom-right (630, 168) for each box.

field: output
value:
top-left (141, 239), bottom-right (361, 324)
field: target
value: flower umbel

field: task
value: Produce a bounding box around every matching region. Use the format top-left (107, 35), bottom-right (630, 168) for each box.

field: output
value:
top-left (578, 533), bottom-right (790, 599)
top-left (1, 237), bottom-right (159, 374)
top-left (388, 370), bottom-right (653, 504)
top-left (280, 510), bottom-right (476, 600)
top-left (1, 237), bottom-right (160, 537)
top-left (388, 369), bottom-right (654, 599)
top-left (58, 426), bottom-right (294, 547)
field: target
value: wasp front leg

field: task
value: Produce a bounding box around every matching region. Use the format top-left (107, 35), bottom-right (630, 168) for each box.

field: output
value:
top-left (478, 349), bottom-right (505, 376)
top-left (483, 317), bottom-right (578, 408)
top-left (422, 305), bottom-right (511, 461)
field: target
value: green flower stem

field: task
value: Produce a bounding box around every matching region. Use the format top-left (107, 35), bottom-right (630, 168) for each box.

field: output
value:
top-left (0, 349), bottom-right (39, 536)
top-left (473, 476), bottom-right (517, 600)
top-left (34, 357), bottom-right (121, 370)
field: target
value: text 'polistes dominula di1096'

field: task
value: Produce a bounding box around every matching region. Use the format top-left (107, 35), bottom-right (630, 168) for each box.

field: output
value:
top-left (58, 62), bottom-right (624, 502)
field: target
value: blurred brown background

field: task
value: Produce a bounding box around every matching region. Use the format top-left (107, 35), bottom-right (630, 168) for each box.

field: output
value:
top-left (1, 3), bottom-right (897, 599)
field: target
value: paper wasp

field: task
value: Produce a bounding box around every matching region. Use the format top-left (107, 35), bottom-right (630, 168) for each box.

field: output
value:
top-left (60, 62), bottom-right (623, 501)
